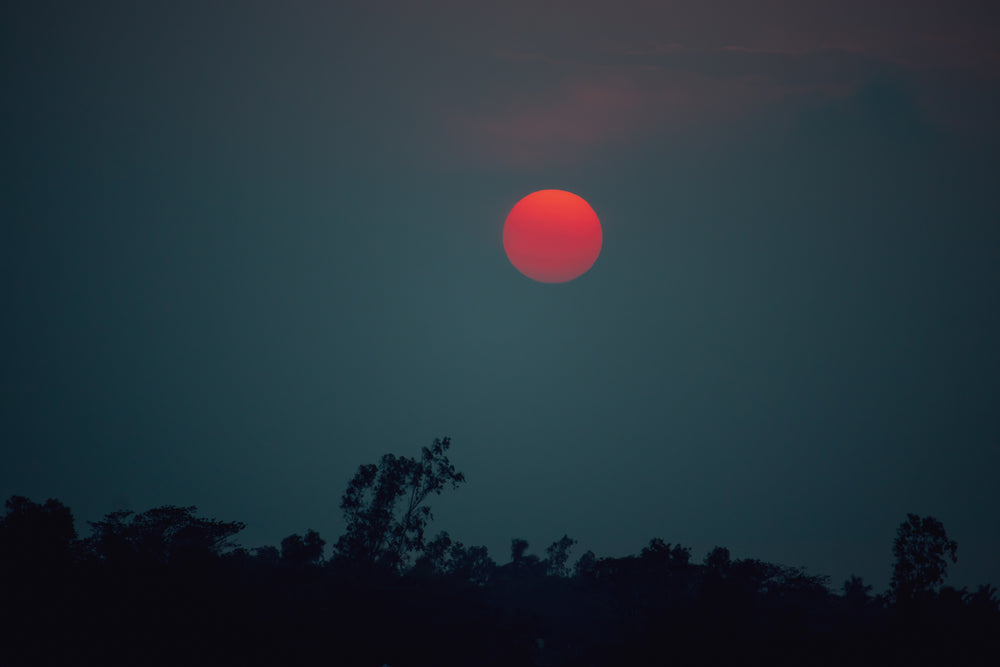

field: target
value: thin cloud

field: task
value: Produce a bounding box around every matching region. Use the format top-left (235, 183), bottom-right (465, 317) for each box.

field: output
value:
top-left (365, 0), bottom-right (999, 167)
top-left (436, 46), bottom-right (888, 168)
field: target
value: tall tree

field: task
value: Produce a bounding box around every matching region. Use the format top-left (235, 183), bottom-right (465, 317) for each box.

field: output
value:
top-left (334, 437), bottom-right (464, 573)
top-left (545, 535), bottom-right (577, 577)
top-left (890, 513), bottom-right (958, 604)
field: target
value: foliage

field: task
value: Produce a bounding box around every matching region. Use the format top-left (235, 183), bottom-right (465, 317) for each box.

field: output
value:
top-left (890, 513), bottom-right (958, 603)
top-left (83, 505), bottom-right (245, 565)
top-left (510, 537), bottom-right (529, 563)
top-left (252, 544), bottom-right (280, 567)
top-left (843, 574), bottom-right (874, 609)
top-left (412, 530), bottom-right (454, 576)
top-left (727, 558), bottom-right (830, 597)
top-left (281, 529), bottom-right (326, 567)
top-left (448, 542), bottom-right (496, 585)
top-left (545, 534), bottom-right (577, 577)
top-left (0, 495), bottom-right (76, 570)
top-left (334, 437), bottom-right (465, 573)
top-left (703, 546), bottom-right (731, 574)
top-left (573, 549), bottom-right (598, 579)
top-left (505, 537), bottom-right (544, 578)
top-left (641, 537), bottom-right (691, 568)
top-left (411, 531), bottom-right (496, 585)
top-left (965, 584), bottom-right (1000, 614)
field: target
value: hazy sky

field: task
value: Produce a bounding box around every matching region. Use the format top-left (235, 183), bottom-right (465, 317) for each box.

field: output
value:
top-left (3, 1), bottom-right (999, 592)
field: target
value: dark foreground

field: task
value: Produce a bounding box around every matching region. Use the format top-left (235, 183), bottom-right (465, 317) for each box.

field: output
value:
top-left (2, 495), bottom-right (997, 666)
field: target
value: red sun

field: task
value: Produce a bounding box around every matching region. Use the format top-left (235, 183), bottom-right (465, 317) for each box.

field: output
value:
top-left (503, 190), bottom-right (603, 283)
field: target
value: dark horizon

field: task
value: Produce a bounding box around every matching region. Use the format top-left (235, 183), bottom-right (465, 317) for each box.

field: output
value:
top-left (2, 465), bottom-right (997, 666)
top-left (3, 0), bottom-right (999, 598)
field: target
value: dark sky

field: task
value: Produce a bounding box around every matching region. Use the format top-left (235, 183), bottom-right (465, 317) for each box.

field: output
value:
top-left (3, 1), bottom-right (999, 592)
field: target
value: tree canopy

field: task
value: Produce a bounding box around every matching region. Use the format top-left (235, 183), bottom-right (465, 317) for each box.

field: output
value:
top-left (83, 505), bottom-right (245, 566)
top-left (891, 513), bottom-right (958, 604)
top-left (334, 436), bottom-right (465, 573)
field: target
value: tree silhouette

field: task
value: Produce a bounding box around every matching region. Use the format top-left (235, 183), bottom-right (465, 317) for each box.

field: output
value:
top-left (83, 505), bottom-right (245, 565)
top-left (334, 437), bottom-right (464, 574)
top-left (511, 537), bottom-right (529, 563)
top-left (448, 542), bottom-right (496, 585)
top-left (641, 537), bottom-right (691, 569)
top-left (890, 513), bottom-right (958, 604)
top-left (965, 584), bottom-right (1000, 614)
top-left (545, 534), bottom-right (577, 577)
top-left (503, 537), bottom-right (545, 579)
top-left (251, 544), bottom-right (280, 567)
top-left (0, 496), bottom-right (76, 571)
top-left (2, 489), bottom-right (999, 666)
top-left (409, 531), bottom-right (495, 584)
top-left (412, 530), bottom-right (454, 576)
top-left (573, 549), bottom-right (598, 579)
top-left (703, 546), bottom-right (731, 574)
top-left (843, 574), bottom-right (874, 609)
top-left (722, 557), bottom-right (829, 599)
top-left (281, 529), bottom-right (326, 567)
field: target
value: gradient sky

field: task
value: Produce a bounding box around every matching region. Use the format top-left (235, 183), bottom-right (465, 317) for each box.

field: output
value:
top-left (3, 1), bottom-right (999, 592)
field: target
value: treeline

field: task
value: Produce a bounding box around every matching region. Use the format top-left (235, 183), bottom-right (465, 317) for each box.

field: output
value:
top-left (1, 438), bottom-right (997, 666)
